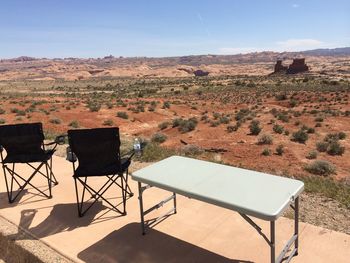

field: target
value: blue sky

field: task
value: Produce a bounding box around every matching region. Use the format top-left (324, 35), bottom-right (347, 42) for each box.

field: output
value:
top-left (0, 0), bottom-right (349, 58)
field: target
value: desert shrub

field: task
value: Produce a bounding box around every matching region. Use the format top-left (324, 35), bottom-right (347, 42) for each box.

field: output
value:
top-left (172, 118), bottom-right (183, 127)
top-left (117, 111), bottom-right (128, 119)
top-left (227, 125), bottom-right (238, 133)
top-left (181, 144), bottom-right (203, 157)
top-left (289, 99), bottom-right (298, 107)
top-left (219, 116), bottom-right (230, 124)
top-left (0, 108), bottom-right (5, 114)
top-left (275, 93), bottom-right (287, 101)
top-left (273, 124), bottom-right (284, 134)
top-left (210, 120), bottom-right (220, 127)
top-left (249, 120), bottom-right (261, 135)
top-left (277, 113), bottom-right (289, 123)
top-left (284, 130), bottom-right (290, 136)
top-left (325, 132), bottom-right (346, 142)
top-left (49, 118), bottom-right (62, 124)
top-left (276, 144), bottom-right (284, 155)
top-left (68, 120), bottom-right (79, 128)
top-left (258, 134), bottom-right (273, 145)
top-left (316, 141), bottom-right (329, 152)
top-left (306, 150), bottom-right (318, 160)
top-left (158, 121), bottom-right (169, 130)
top-left (87, 101), bottom-right (101, 112)
top-left (307, 127), bottom-right (315, 134)
top-left (162, 101), bottom-right (171, 109)
top-left (327, 141), bottom-right (345, 156)
top-left (15, 110), bottom-right (26, 116)
top-left (140, 143), bottom-right (175, 162)
top-left (10, 108), bottom-right (19, 114)
top-left (262, 148), bottom-right (271, 156)
top-left (305, 160), bottom-right (336, 176)
top-left (291, 129), bottom-right (308, 143)
top-left (151, 132), bottom-right (167, 144)
top-left (106, 102), bottom-right (114, 109)
top-left (103, 119), bottom-right (114, 126)
top-left (315, 123), bottom-right (322, 127)
top-left (314, 116), bottom-right (324, 122)
top-left (179, 117), bottom-right (198, 133)
top-left (0, 119), bottom-right (5, 124)
top-left (213, 112), bottom-right (221, 119)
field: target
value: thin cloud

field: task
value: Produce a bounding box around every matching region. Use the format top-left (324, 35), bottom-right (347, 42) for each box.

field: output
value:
top-left (276, 39), bottom-right (324, 51)
top-left (218, 47), bottom-right (265, 55)
top-left (196, 12), bottom-right (211, 37)
top-left (292, 4), bottom-right (300, 8)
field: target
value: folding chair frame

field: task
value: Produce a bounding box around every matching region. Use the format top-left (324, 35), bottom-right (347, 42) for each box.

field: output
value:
top-left (67, 142), bottom-right (134, 217)
top-left (0, 134), bottom-right (64, 204)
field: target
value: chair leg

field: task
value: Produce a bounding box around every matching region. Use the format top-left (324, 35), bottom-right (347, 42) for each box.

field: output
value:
top-left (74, 175), bottom-right (127, 217)
top-left (44, 162), bottom-right (52, 198)
top-left (124, 169), bottom-right (133, 197)
top-left (2, 162), bottom-right (50, 203)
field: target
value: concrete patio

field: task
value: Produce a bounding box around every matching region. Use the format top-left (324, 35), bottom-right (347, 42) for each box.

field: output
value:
top-left (0, 156), bottom-right (349, 263)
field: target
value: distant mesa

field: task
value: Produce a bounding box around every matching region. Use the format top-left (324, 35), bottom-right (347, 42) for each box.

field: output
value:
top-left (273, 58), bottom-right (309, 74)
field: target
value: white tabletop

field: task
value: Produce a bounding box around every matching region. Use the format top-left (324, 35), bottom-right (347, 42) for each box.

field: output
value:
top-left (131, 156), bottom-right (304, 221)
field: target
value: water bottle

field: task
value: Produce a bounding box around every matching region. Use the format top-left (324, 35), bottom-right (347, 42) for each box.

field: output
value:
top-left (133, 138), bottom-right (141, 157)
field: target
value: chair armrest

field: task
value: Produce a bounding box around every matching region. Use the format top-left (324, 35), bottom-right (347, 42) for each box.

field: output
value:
top-left (44, 134), bottom-right (66, 150)
top-left (66, 146), bottom-right (77, 162)
top-left (122, 149), bottom-right (135, 161)
top-left (55, 134), bottom-right (67, 145)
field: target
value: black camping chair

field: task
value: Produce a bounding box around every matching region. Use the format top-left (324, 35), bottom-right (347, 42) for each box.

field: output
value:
top-left (0, 123), bottom-right (65, 203)
top-left (67, 127), bottom-right (134, 217)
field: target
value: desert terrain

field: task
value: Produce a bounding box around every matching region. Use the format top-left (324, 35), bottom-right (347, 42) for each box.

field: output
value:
top-left (0, 50), bottom-right (349, 215)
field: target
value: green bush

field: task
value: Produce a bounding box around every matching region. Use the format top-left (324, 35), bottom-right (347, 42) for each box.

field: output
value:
top-left (305, 160), bottom-right (336, 176)
top-left (0, 108), bottom-right (5, 114)
top-left (273, 124), bottom-right (284, 134)
top-left (249, 120), bottom-right (261, 135)
top-left (68, 120), bottom-right (79, 128)
top-left (178, 118), bottom-right (198, 133)
top-left (158, 121), bottom-right (169, 130)
top-left (306, 150), bottom-right (318, 160)
top-left (262, 148), bottom-right (271, 156)
top-left (117, 111), bottom-right (128, 119)
top-left (49, 118), bottom-right (62, 124)
top-left (258, 134), bottom-right (273, 145)
top-left (140, 143), bottom-right (175, 162)
top-left (151, 133), bottom-right (167, 144)
top-left (276, 144), bottom-right (284, 155)
top-left (103, 119), bottom-right (114, 126)
top-left (327, 141), bottom-right (345, 156)
top-left (316, 141), bottom-right (328, 152)
top-left (0, 119), bottom-right (5, 124)
top-left (291, 129), bottom-right (308, 144)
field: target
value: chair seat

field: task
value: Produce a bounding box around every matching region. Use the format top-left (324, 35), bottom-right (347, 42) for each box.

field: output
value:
top-left (74, 158), bottom-right (131, 177)
top-left (3, 149), bottom-right (55, 164)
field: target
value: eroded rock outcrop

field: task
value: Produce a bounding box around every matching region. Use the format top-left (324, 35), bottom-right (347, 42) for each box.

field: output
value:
top-left (287, 58), bottom-right (309, 74)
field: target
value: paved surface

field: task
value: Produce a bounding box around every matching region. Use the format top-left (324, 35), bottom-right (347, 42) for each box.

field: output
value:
top-left (0, 156), bottom-right (349, 263)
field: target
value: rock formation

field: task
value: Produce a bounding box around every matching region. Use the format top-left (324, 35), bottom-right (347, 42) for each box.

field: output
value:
top-left (193, 69), bottom-right (209, 77)
top-left (274, 60), bottom-right (288, 73)
top-left (287, 58), bottom-right (309, 74)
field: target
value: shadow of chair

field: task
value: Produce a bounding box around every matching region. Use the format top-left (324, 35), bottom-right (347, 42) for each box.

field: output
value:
top-left (11, 202), bottom-right (120, 240)
top-left (78, 223), bottom-right (254, 263)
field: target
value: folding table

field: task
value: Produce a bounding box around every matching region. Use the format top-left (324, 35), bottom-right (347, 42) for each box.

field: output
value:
top-left (131, 156), bottom-right (304, 263)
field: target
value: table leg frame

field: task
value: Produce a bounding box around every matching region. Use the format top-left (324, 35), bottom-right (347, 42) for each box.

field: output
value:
top-left (137, 181), bottom-right (299, 263)
top-left (138, 181), bottom-right (177, 235)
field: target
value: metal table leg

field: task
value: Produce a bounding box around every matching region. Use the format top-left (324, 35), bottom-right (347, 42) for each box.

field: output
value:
top-left (271, 221), bottom-right (275, 263)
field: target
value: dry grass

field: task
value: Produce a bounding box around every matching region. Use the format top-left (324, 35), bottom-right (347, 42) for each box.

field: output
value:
top-left (0, 233), bottom-right (42, 263)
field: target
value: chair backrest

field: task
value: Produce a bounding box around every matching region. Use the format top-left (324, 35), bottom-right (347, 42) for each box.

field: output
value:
top-left (67, 127), bottom-right (121, 172)
top-left (0, 123), bottom-right (45, 158)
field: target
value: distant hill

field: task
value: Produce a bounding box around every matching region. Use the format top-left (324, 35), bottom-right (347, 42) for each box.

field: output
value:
top-left (0, 47), bottom-right (349, 81)
top-left (301, 47), bottom-right (350, 56)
